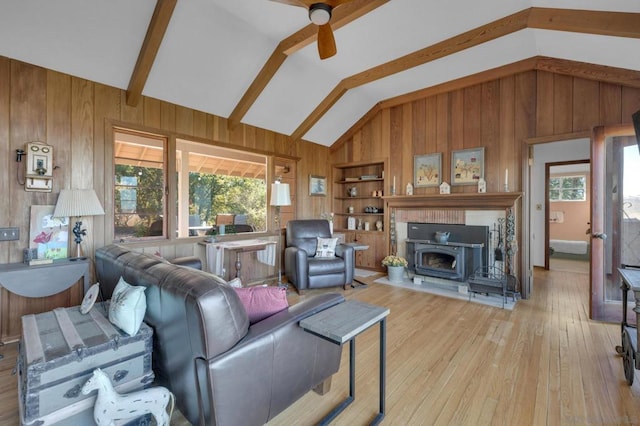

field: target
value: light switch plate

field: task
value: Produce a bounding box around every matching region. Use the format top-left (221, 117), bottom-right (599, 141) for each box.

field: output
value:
top-left (0, 227), bottom-right (20, 241)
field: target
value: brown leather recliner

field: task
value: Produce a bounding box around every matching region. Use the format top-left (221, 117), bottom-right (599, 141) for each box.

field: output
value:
top-left (95, 244), bottom-right (343, 426)
top-left (284, 219), bottom-right (354, 294)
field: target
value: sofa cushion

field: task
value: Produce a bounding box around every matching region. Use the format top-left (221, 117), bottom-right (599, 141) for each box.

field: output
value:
top-left (233, 286), bottom-right (288, 324)
top-left (308, 257), bottom-right (346, 276)
top-left (315, 237), bottom-right (338, 258)
top-left (109, 276), bottom-right (147, 335)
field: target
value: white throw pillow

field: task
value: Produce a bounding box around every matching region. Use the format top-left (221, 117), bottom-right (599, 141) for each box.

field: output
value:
top-left (315, 237), bottom-right (338, 258)
top-left (109, 277), bottom-right (147, 336)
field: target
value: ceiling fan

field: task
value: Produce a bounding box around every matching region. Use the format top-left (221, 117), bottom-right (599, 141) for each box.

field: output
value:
top-left (270, 0), bottom-right (354, 59)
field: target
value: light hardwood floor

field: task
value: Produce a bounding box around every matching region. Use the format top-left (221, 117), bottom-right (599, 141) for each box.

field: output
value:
top-left (2, 266), bottom-right (639, 425)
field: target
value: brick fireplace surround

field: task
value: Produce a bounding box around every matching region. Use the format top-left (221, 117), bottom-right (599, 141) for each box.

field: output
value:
top-left (382, 192), bottom-right (523, 280)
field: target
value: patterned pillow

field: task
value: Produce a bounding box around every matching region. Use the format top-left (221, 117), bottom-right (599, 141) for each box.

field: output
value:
top-left (315, 237), bottom-right (338, 258)
top-left (233, 286), bottom-right (288, 324)
top-left (108, 277), bottom-right (147, 336)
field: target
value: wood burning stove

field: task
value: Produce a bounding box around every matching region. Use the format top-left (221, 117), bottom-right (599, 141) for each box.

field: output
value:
top-left (406, 222), bottom-right (488, 282)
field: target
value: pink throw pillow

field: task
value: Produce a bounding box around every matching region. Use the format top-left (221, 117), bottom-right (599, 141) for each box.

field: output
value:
top-left (233, 286), bottom-right (289, 324)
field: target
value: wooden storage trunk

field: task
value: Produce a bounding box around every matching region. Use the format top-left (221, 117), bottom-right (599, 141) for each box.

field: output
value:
top-left (17, 304), bottom-right (154, 426)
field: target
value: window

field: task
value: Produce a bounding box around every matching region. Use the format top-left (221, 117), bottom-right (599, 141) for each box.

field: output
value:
top-left (175, 139), bottom-right (267, 237)
top-left (113, 128), bottom-right (269, 241)
top-left (549, 175), bottom-right (586, 201)
top-left (114, 130), bottom-right (166, 240)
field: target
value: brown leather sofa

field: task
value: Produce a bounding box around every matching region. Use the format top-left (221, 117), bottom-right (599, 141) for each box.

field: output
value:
top-left (95, 244), bottom-right (344, 426)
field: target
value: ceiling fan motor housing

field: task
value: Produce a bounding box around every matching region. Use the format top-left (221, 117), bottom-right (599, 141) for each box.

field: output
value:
top-left (309, 3), bottom-right (332, 25)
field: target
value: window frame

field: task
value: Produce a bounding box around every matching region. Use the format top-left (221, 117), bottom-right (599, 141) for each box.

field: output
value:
top-left (108, 122), bottom-right (295, 243)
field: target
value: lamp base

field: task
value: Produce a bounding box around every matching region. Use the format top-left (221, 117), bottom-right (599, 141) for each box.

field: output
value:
top-left (69, 242), bottom-right (86, 260)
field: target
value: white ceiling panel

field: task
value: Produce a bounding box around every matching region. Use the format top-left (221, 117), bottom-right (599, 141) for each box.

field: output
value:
top-left (0, 0), bottom-right (154, 88)
top-left (0, 0), bottom-right (637, 148)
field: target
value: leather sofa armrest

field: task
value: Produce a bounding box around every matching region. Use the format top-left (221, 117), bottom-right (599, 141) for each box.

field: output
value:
top-left (237, 292), bottom-right (344, 343)
top-left (336, 243), bottom-right (354, 284)
top-left (285, 246), bottom-right (310, 290)
top-left (201, 293), bottom-right (345, 425)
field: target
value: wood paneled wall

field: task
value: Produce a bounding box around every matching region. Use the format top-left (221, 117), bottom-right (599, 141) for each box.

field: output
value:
top-left (331, 70), bottom-right (640, 196)
top-left (0, 56), bottom-right (332, 265)
top-left (331, 68), bottom-right (640, 294)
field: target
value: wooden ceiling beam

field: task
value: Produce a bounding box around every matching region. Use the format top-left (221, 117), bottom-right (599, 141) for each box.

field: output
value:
top-left (126, 0), bottom-right (177, 107)
top-left (227, 0), bottom-right (388, 131)
top-left (528, 8), bottom-right (640, 39)
top-left (535, 57), bottom-right (640, 89)
top-left (290, 82), bottom-right (349, 141)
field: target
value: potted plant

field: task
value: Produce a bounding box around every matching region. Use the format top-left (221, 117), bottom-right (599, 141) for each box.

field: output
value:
top-left (381, 255), bottom-right (408, 282)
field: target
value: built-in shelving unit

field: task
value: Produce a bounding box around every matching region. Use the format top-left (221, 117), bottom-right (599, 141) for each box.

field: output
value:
top-left (332, 159), bottom-right (388, 270)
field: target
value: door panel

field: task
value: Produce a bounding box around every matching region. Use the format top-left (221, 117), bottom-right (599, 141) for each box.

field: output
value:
top-left (591, 125), bottom-right (636, 321)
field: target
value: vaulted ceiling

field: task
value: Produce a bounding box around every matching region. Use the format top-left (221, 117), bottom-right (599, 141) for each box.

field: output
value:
top-left (1, 0), bottom-right (639, 147)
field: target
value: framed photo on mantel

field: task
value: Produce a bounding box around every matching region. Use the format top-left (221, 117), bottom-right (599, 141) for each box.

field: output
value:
top-left (414, 153), bottom-right (442, 187)
top-left (452, 147), bottom-right (484, 185)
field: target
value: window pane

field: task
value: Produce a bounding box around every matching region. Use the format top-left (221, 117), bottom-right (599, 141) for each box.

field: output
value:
top-left (176, 139), bottom-right (267, 237)
top-left (549, 175), bottom-right (586, 201)
top-left (561, 176), bottom-right (584, 189)
top-left (114, 131), bottom-right (166, 240)
top-left (561, 189), bottom-right (585, 200)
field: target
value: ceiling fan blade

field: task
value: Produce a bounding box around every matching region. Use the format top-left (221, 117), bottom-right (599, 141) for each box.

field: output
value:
top-left (317, 24), bottom-right (337, 59)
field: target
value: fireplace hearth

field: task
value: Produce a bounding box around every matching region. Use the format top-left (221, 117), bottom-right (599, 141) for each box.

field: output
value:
top-left (406, 222), bottom-right (488, 282)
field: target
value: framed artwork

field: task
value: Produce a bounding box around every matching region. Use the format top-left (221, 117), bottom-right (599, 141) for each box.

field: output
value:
top-left (452, 147), bottom-right (484, 185)
top-left (309, 175), bottom-right (327, 196)
top-left (29, 205), bottom-right (69, 260)
top-left (414, 153), bottom-right (442, 187)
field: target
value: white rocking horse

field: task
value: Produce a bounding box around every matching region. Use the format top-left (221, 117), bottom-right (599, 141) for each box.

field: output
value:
top-left (81, 368), bottom-right (174, 426)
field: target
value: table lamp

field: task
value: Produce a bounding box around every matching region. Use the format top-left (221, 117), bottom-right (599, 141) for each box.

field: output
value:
top-left (270, 180), bottom-right (291, 287)
top-left (53, 189), bottom-right (105, 260)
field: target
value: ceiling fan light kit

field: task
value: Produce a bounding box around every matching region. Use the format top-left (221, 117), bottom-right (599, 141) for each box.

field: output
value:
top-left (271, 0), bottom-right (354, 60)
top-left (309, 3), bottom-right (332, 25)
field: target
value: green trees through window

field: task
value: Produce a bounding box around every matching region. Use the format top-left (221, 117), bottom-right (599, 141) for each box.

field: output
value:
top-left (113, 129), bottom-right (267, 241)
top-left (549, 175), bottom-right (586, 201)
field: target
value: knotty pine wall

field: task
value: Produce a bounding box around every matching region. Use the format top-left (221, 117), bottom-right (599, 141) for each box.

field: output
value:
top-left (331, 70), bottom-right (640, 196)
top-left (331, 69), bottom-right (640, 289)
top-left (0, 56), bottom-right (332, 266)
top-left (0, 57), bottom-right (332, 341)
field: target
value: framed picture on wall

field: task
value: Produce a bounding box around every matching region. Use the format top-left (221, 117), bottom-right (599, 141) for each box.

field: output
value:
top-left (29, 205), bottom-right (69, 260)
top-left (414, 153), bottom-right (442, 187)
top-left (451, 147), bottom-right (484, 185)
top-left (309, 175), bottom-right (327, 196)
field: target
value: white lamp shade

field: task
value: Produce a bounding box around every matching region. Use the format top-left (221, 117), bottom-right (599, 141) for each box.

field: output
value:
top-left (53, 189), bottom-right (105, 218)
top-left (270, 183), bottom-right (291, 207)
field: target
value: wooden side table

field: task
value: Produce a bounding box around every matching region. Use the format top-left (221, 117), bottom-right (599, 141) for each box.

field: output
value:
top-left (300, 300), bottom-right (389, 425)
top-left (0, 258), bottom-right (90, 297)
top-left (0, 258), bottom-right (91, 354)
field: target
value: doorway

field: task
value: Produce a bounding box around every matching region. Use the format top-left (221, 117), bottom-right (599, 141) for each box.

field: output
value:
top-left (545, 160), bottom-right (591, 274)
top-left (591, 127), bottom-right (640, 321)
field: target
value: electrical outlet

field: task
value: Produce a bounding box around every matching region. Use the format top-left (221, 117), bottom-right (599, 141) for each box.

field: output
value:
top-left (0, 227), bottom-right (20, 241)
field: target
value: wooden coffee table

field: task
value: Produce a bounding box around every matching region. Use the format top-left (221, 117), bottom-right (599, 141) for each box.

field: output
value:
top-left (300, 300), bottom-right (389, 425)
